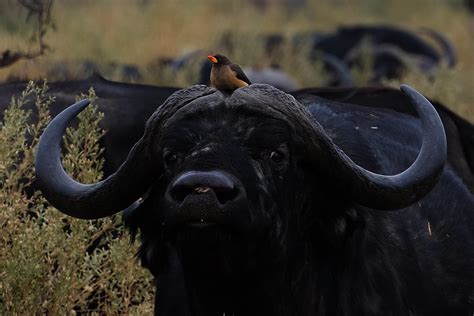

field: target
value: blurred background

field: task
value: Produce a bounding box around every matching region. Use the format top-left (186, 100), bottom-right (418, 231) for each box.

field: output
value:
top-left (0, 0), bottom-right (473, 119)
top-left (0, 1), bottom-right (473, 313)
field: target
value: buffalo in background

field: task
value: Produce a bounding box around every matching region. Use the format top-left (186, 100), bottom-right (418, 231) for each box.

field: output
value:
top-left (163, 24), bottom-right (456, 90)
top-left (5, 24), bottom-right (453, 90)
top-left (35, 83), bottom-right (474, 315)
top-left (303, 24), bottom-right (456, 81)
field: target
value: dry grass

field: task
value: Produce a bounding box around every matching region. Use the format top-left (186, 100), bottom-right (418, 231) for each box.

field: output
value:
top-left (0, 0), bottom-right (472, 122)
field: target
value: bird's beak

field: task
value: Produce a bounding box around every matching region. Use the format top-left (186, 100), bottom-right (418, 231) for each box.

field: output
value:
top-left (208, 55), bottom-right (218, 64)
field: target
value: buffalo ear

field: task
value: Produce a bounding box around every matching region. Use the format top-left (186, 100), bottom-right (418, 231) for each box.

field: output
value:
top-left (122, 196), bottom-right (148, 243)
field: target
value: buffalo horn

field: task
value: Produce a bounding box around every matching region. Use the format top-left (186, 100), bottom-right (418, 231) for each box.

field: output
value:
top-left (35, 99), bottom-right (157, 219)
top-left (321, 84), bottom-right (447, 209)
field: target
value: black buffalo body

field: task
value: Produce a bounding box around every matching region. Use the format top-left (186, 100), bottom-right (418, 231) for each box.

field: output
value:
top-left (35, 83), bottom-right (473, 315)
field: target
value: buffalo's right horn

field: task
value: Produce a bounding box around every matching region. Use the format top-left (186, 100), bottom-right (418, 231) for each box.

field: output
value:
top-left (35, 99), bottom-right (157, 219)
top-left (316, 84), bottom-right (447, 210)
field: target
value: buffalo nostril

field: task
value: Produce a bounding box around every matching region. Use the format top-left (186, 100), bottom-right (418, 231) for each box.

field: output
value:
top-left (214, 187), bottom-right (239, 205)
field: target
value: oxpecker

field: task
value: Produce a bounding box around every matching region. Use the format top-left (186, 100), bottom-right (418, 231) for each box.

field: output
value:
top-left (207, 54), bottom-right (251, 92)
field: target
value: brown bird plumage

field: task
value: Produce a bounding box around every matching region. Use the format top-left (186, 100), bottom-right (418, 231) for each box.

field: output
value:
top-left (208, 54), bottom-right (251, 92)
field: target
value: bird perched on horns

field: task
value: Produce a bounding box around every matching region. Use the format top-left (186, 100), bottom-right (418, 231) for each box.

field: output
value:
top-left (207, 54), bottom-right (251, 92)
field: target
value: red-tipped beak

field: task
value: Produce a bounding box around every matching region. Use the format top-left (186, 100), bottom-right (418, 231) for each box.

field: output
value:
top-left (208, 55), bottom-right (218, 64)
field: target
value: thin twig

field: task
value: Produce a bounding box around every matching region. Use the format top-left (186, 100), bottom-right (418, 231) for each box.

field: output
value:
top-left (0, 0), bottom-right (54, 68)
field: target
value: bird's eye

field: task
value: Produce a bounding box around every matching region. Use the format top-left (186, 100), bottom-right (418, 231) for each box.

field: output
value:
top-left (269, 149), bottom-right (285, 163)
top-left (163, 151), bottom-right (178, 166)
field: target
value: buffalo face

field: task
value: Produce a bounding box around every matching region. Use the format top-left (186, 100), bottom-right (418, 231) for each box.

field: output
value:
top-left (129, 100), bottom-right (310, 280)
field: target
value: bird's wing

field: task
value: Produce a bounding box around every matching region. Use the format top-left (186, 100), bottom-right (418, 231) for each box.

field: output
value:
top-left (229, 64), bottom-right (252, 85)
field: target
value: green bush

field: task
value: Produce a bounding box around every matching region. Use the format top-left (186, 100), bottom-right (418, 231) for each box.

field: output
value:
top-left (0, 81), bottom-right (154, 314)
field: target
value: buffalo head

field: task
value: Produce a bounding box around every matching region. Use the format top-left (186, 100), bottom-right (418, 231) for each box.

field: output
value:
top-left (35, 84), bottom-right (446, 314)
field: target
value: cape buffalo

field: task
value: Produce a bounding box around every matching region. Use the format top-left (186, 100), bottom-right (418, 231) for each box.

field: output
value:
top-left (35, 84), bottom-right (474, 315)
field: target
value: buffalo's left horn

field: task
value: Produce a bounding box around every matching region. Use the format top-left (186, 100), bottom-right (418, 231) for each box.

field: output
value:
top-left (35, 99), bottom-right (157, 219)
top-left (316, 84), bottom-right (446, 210)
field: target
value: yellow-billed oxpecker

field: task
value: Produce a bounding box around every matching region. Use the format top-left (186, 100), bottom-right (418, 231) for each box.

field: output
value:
top-left (207, 54), bottom-right (251, 92)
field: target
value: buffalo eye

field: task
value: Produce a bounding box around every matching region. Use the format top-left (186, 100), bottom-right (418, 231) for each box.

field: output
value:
top-left (269, 149), bottom-right (285, 164)
top-left (163, 150), bottom-right (179, 167)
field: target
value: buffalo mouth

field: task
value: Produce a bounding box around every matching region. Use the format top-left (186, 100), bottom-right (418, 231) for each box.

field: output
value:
top-left (162, 187), bottom-right (254, 276)
top-left (168, 190), bottom-right (242, 228)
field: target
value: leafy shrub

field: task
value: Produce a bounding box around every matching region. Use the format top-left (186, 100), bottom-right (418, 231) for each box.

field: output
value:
top-left (0, 81), bottom-right (154, 314)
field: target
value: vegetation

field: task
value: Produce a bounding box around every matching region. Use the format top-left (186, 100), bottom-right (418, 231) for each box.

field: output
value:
top-left (0, 82), bottom-right (154, 314)
top-left (0, 0), bottom-right (54, 68)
